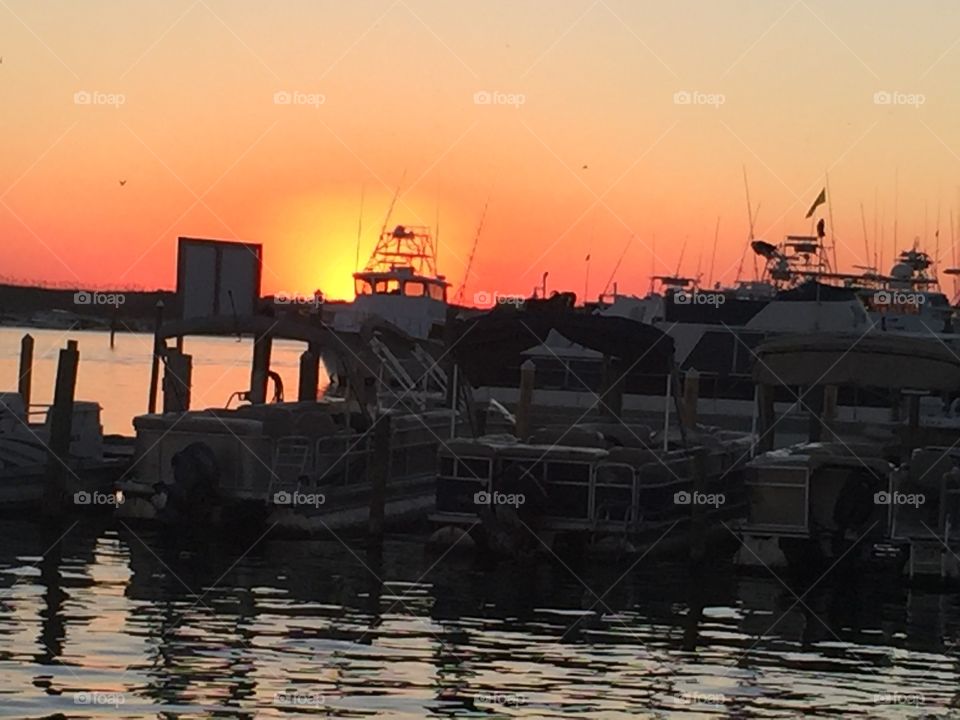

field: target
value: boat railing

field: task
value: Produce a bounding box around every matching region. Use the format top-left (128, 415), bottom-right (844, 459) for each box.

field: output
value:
top-left (277, 411), bottom-right (459, 495)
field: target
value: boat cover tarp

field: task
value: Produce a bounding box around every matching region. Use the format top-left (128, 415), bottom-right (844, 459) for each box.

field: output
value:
top-left (754, 333), bottom-right (960, 391)
top-left (450, 304), bottom-right (675, 385)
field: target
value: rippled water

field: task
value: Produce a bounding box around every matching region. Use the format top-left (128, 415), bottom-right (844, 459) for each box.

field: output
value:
top-left (1, 519), bottom-right (959, 719)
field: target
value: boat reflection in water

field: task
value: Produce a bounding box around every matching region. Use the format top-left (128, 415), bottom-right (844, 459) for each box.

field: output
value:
top-left (0, 520), bottom-right (958, 717)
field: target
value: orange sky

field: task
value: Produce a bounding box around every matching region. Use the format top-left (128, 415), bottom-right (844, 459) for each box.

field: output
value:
top-left (4, 1), bottom-right (960, 302)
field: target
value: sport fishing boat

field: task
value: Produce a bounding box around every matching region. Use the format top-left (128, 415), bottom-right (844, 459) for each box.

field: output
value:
top-left (323, 224), bottom-right (450, 340)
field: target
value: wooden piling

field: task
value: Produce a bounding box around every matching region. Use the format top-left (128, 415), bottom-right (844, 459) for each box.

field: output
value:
top-left (147, 301), bottom-right (164, 413)
top-left (367, 414), bottom-right (392, 541)
top-left (682, 368), bottom-right (700, 430)
top-left (162, 351), bottom-right (192, 413)
top-left (822, 385), bottom-right (838, 439)
top-left (600, 356), bottom-right (625, 421)
top-left (298, 348), bottom-right (320, 401)
top-left (43, 340), bottom-right (79, 516)
top-left (516, 359), bottom-right (535, 440)
top-left (249, 332), bottom-right (274, 404)
top-left (807, 385), bottom-right (825, 442)
top-left (757, 383), bottom-right (776, 452)
top-left (689, 449), bottom-right (709, 564)
top-left (18, 333), bottom-right (34, 407)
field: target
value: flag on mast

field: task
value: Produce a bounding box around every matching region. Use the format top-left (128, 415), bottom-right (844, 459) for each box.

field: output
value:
top-left (805, 188), bottom-right (827, 218)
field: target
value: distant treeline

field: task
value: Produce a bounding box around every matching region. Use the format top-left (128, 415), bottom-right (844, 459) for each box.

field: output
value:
top-left (0, 283), bottom-right (179, 330)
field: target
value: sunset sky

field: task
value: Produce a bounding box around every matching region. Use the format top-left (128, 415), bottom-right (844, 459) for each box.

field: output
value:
top-left (4, 1), bottom-right (960, 302)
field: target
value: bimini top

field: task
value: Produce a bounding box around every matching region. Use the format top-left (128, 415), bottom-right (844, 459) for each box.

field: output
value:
top-left (753, 332), bottom-right (960, 391)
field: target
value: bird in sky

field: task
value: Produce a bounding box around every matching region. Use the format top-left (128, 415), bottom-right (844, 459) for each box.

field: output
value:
top-left (118, 180), bottom-right (127, 186)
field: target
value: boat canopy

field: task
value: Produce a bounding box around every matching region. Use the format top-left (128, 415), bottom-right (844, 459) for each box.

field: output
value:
top-left (753, 333), bottom-right (960, 391)
top-left (450, 305), bottom-right (676, 386)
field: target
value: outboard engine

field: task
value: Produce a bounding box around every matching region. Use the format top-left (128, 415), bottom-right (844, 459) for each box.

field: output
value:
top-left (160, 442), bottom-right (220, 524)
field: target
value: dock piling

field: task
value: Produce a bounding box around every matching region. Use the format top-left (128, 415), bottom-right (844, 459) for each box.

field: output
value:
top-left (682, 368), bottom-right (700, 430)
top-left (18, 333), bottom-right (34, 407)
top-left (162, 350), bottom-right (192, 413)
top-left (367, 414), bottom-right (392, 542)
top-left (516, 360), bottom-right (535, 440)
top-left (43, 340), bottom-right (79, 517)
top-left (757, 383), bottom-right (776, 452)
top-left (249, 331), bottom-right (273, 404)
top-left (147, 301), bottom-right (164, 413)
top-left (298, 348), bottom-right (320, 402)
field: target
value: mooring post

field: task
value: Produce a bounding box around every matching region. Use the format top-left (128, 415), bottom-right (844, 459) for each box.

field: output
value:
top-left (368, 413), bottom-right (392, 542)
top-left (807, 385), bottom-right (825, 442)
top-left (757, 383), bottom-right (776, 452)
top-left (689, 448), bottom-right (709, 564)
top-left (18, 333), bottom-right (34, 408)
top-left (822, 385), bottom-right (838, 440)
top-left (516, 359), bottom-right (535, 440)
top-left (147, 300), bottom-right (164, 414)
top-left (249, 331), bottom-right (273, 404)
top-left (43, 340), bottom-right (79, 517)
top-left (601, 356), bottom-right (625, 421)
top-left (682, 368), bottom-right (700, 430)
top-left (162, 350), bottom-right (193, 413)
top-left (298, 347), bottom-right (320, 402)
